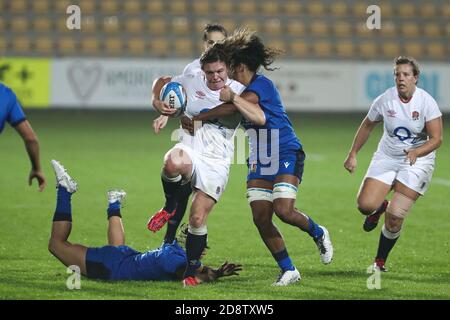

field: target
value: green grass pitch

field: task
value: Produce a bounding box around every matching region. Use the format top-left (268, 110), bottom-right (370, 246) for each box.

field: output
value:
top-left (0, 110), bottom-right (449, 300)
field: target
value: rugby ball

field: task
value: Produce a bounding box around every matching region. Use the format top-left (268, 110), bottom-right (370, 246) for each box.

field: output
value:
top-left (159, 82), bottom-right (187, 117)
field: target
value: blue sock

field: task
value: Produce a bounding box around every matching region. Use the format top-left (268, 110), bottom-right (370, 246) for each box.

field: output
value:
top-left (273, 249), bottom-right (295, 272)
top-left (307, 216), bottom-right (324, 240)
top-left (107, 201), bottom-right (121, 219)
top-left (53, 186), bottom-right (72, 222)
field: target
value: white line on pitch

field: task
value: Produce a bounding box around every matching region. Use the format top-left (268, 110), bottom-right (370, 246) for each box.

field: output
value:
top-left (433, 178), bottom-right (450, 187)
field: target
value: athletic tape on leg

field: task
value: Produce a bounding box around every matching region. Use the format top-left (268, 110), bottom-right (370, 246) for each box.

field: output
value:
top-left (247, 188), bottom-right (273, 203)
top-left (273, 183), bottom-right (298, 200)
top-left (386, 192), bottom-right (415, 219)
top-left (188, 224), bottom-right (207, 235)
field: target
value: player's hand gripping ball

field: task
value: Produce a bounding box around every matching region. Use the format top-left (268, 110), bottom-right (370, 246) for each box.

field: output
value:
top-left (159, 82), bottom-right (187, 118)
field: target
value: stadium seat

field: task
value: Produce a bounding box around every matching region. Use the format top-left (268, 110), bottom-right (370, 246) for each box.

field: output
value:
top-left (54, 0), bottom-right (72, 13)
top-left (287, 20), bottom-right (306, 36)
top-left (125, 18), bottom-right (144, 34)
top-left (219, 19), bottom-right (236, 34)
top-left (58, 37), bottom-right (77, 54)
top-left (127, 38), bottom-right (146, 56)
top-left (312, 41), bottom-right (332, 57)
top-left (330, 2), bottom-right (348, 17)
top-left (396, 4), bottom-right (415, 18)
top-left (193, 0), bottom-right (210, 15)
top-left (421, 3), bottom-right (437, 18)
top-left (81, 17), bottom-right (96, 33)
top-left (169, 0), bottom-right (188, 15)
top-left (100, 0), bottom-right (120, 14)
top-left (359, 41), bottom-right (378, 58)
top-left (10, 0), bottom-right (27, 13)
top-left (336, 41), bottom-right (354, 58)
top-left (147, 0), bottom-right (164, 15)
top-left (382, 42), bottom-right (400, 58)
top-left (284, 1), bottom-right (302, 16)
top-left (150, 38), bottom-right (170, 56)
top-left (380, 21), bottom-right (397, 37)
top-left (81, 37), bottom-right (100, 54)
top-left (103, 16), bottom-right (120, 33)
top-left (352, 3), bottom-right (368, 18)
top-left (148, 17), bottom-right (168, 35)
top-left (356, 22), bottom-right (373, 37)
top-left (264, 18), bottom-right (282, 36)
top-left (241, 19), bottom-right (259, 32)
top-left (427, 42), bottom-right (445, 59)
top-left (379, 3), bottom-right (394, 18)
top-left (334, 21), bottom-right (352, 37)
top-left (173, 38), bottom-right (193, 57)
top-left (261, 2), bottom-right (279, 16)
top-left (446, 23), bottom-right (450, 38)
top-left (423, 23), bottom-right (441, 38)
top-left (307, 2), bottom-right (326, 16)
top-left (290, 40), bottom-right (309, 57)
top-left (238, 1), bottom-right (257, 15)
top-left (443, 3), bottom-right (450, 18)
top-left (11, 17), bottom-right (29, 33)
top-left (267, 39), bottom-right (286, 53)
top-left (404, 42), bottom-right (423, 58)
top-left (0, 17), bottom-right (5, 33)
top-left (0, 38), bottom-right (7, 54)
top-left (35, 37), bottom-right (53, 54)
top-left (104, 38), bottom-right (123, 55)
top-left (123, 0), bottom-right (141, 14)
top-left (33, 17), bottom-right (52, 33)
top-left (401, 22), bottom-right (420, 38)
top-left (79, 0), bottom-right (96, 14)
top-left (12, 36), bottom-right (31, 53)
top-left (171, 17), bottom-right (190, 35)
top-left (32, 0), bottom-right (50, 14)
top-left (310, 21), bottom-right (328, 37)
top-left (216, 2), bottom-right (233, 15)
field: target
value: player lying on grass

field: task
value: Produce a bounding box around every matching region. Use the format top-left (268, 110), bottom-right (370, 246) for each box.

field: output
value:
top-left (47, 160), bottom-right (241, 282)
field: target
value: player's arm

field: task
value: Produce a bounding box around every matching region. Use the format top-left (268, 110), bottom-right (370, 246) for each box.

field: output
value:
top-left (344, 116), bottom-right (379, 173)
top-left (404, 117), bottom-right (443, 165)
top-left (151, 76), bottom-right (177, 116)
top-left (180, 103), bottom-right (238, 135)
top-left (14, 120), bottom-right (46, 191)
top-left (220, 87), bottom-right (266, 125)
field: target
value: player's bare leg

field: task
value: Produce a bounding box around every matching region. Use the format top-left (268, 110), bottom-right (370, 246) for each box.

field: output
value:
top-left (357, 178), bottom-right (392, 231)
top-left (148, 147), bottom-right (193, 232)
top-left (374, 181), bottom-right (418, 271)
top-left (272, 174), bottom-right (333, 265)
top-left (183, 189), bottom-right (215, 286)
top-left (48, 160), bottom-right (88, 275)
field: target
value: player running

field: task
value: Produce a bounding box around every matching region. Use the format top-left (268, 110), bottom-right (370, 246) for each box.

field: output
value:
top-left (152, 23), bottom-right (228, 245)
top-left (187, 29), bottom-right (334, 286)
top-left (344, 56), bottom-right (443, 271)
top-left (148, 47), bottom-right (245, 286)
top-left (48, 160), bottom-right (241, 282)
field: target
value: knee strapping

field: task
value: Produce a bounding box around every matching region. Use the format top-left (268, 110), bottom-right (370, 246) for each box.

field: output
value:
top-left (272, 183), bottom-right (297, 200)
top-left (188, 224), bottom-right (207, 235)
top-left (247, 188), bottom-right (273, 203)
top-left (386, 193), bottom-right (415, 219)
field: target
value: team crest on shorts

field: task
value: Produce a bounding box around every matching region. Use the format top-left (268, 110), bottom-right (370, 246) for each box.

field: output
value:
top-left (412, 111), bottom-right (419, 121)
top-left (216, 186), bottom-right (221, 194)
top-left (250, 163), bottom-right (257, 173)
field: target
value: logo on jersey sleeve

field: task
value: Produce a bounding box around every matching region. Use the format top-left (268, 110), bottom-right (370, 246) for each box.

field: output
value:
top-left (412, 111), bottom-right (419, 121)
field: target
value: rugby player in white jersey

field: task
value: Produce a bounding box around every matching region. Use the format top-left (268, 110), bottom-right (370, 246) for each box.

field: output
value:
top-left (151, 24), bottom-right (227, 246)
top-left (344, 56), bottom-right (443, 271)
top-left (149, 47), bottom-right (245, 286)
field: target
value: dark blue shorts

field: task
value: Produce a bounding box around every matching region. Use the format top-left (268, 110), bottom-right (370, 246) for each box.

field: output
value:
top-left (247, 149), bottom-right (306, 183)
top-left (85, 245), bottom-right (139, 280)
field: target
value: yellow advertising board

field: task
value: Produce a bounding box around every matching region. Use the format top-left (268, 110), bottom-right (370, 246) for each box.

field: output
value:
top-left (0, 58), bottom-right (50, 108)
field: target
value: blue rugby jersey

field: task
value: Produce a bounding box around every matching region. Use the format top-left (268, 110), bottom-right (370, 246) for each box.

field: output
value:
top-left (0, 83), bottom-right (26, 133)
top-left (241, 74), bottom-right (301, 160)
top-left (113, 241), bottom-right (187, 281)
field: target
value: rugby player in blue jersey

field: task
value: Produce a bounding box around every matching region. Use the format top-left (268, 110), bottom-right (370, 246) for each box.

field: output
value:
top-left (47, 160), bottom-right (241, 282)
top-left (187, 30), bottom-right (334, 286)
top-left (0, 83), bottom-right (46, 191)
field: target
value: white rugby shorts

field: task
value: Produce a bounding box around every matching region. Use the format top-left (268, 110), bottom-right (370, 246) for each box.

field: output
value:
top-left (364, 151), bottom-right (435, 195)
top-left (173, 143), bottom-right (230, 202)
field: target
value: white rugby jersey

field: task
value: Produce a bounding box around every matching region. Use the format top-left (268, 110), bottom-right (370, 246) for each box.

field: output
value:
top-left (367, 86), bottom-right (442, 159)
top-left (171, 72), bottom-right (245, 161)
top-left (182, 59), bottom-right (201, 75)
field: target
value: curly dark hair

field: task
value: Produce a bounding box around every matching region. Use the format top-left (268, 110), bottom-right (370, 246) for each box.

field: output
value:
top-left (220, 28), bottom-right (284, 72)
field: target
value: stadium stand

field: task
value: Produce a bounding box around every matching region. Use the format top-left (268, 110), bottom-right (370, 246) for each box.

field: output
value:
top-left (0, 0), bottom-right (448, 61)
